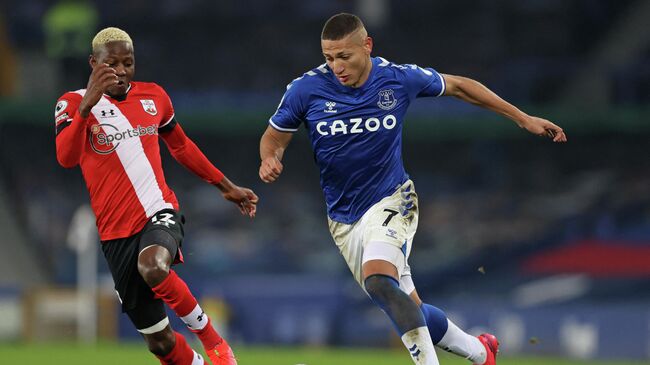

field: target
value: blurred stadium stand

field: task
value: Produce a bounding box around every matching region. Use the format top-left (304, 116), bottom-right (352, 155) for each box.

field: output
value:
top-left (0, 0), bottom-right (649, 360)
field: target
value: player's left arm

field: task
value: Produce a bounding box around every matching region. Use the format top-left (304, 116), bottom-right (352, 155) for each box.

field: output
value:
top-left (160, 123), bottom-right (258, 217)
top-left (441, 74), bottom-right (567, 142)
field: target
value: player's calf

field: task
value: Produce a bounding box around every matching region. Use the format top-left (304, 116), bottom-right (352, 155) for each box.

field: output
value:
top-left (142, 326), bottom-right (176, 356)
top-left (420, 303), bottom-right (490, 364)
top-left (155, 331), bottom-right (207, 365)
top-left (365, 275), bottom-right (424, 334)
top-left (364, 274), bottom-right (439, 365)
top-left (151, 269), bottom-right (235, 364)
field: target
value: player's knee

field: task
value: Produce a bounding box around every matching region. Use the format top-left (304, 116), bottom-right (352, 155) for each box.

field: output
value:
top-left (137, 255), bottom-right (170, 287)
top-left (364, 274), bottom-right (400, 302)
top-left (143, 328), bottom-right (175, 356)
top-left (365, 274), bottom-right (426, 334)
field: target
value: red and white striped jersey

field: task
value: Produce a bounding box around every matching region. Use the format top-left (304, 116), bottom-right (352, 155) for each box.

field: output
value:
top-left (55, 82), bottom-right (180, 240)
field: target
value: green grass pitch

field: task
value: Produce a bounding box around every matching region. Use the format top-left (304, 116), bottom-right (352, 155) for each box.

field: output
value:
top-left (0, 343), bottom-right (646, 365)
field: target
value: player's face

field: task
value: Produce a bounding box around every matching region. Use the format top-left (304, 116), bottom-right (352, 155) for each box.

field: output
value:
top-left (322, 31), bottom-right (373, 88)
top-left (90, 41), bottom-right (135, 97)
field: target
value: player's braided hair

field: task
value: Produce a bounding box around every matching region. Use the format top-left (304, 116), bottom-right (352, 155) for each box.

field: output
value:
top-left (321, 13), bottom-right (365, 40)
top-left (92, 27), bottom-right (133, 53)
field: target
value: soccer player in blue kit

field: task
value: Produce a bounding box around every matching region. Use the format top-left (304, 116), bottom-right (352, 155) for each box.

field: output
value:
top-left (259, 13), bottom-right (566, 365)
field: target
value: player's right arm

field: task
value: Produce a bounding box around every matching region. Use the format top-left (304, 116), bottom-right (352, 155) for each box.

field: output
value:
top-left (259, 126), bottom-right (293, 183)
top-left (259, 78), bottom-right (306, 183)
top-left (55, 64), bottom-right (118, 167)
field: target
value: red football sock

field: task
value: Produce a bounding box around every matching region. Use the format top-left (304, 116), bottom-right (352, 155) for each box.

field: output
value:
top-left (190, 316), bottom-right (223, 349)
top-left (156, 331), bottom-right (207, 365)
top-left (152, 270), bottom-right (223, 349)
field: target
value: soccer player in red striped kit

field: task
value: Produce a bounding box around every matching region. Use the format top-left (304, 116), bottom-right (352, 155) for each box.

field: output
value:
top-left (55, 27), bottom-right (256, 365)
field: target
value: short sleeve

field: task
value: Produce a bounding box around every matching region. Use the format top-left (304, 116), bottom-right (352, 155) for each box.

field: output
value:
top-left (156, 84), bottom-right (176, 129)
top-left (400, 64), bottom-right (446, 99)
top-left (268, 79), bottom-right (307, 132)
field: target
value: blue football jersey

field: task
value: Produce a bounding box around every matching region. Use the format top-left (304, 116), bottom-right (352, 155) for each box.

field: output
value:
top-left (269, 56), bottom-right (446, 224)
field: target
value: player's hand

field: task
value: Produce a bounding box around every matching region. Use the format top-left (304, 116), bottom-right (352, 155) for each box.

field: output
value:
top-left (223, 187), bottom-right (258, 218)
top-left (259, 156), bottom-right (283, 183)
top-left (520, 116), bottom-right (567, 142)
top-left (78, 63), bottom-right (118, 118)
top-left (216, 177), bottom-right (258, 218)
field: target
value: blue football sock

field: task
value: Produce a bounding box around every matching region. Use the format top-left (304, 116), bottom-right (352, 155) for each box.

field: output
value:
top-left (420, 303), bottom-right (449, 344)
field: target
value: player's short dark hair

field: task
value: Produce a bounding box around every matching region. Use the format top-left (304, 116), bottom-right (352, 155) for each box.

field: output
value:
top-left (321, 13), bottom-right (365, 40)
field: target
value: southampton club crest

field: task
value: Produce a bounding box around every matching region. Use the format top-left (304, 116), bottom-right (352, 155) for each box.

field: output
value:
top-left (140, 99), bottom-right (157, 115)
top-left (377, 89), bottom-right (397, 110)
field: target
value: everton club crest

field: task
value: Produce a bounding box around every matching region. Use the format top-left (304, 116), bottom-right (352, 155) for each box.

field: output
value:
top-left (377, 89), bottom-right (397, 110)
top-left (140, 99), bottom-right (158, 115)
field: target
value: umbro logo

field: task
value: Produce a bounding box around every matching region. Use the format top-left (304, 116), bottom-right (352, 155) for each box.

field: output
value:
top-left (101, 109), bottom-right (116, 118)
top-left (324, 101), bottom-right (337, 113)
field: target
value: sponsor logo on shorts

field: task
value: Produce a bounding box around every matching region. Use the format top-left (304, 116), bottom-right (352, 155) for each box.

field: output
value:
top-left (386, 228), bottom-right (398, 239)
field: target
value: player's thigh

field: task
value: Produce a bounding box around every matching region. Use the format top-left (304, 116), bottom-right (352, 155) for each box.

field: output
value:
top-left (329, 218), bottom-right (365, 286)
top-left (102, 229), bottom-right (171, 332)
top-left (102, 234), bottom-right (150, 313)
top-left (126, 294), bottom-right (169, 335)
top-left (362, 258), bottom-right (399, 279)
top-left (329, 180), bottom-right (419, 290)
top-left (361, 244), bottom-right (416, 295)
top-left (362, 181), bottom-right (418, 269)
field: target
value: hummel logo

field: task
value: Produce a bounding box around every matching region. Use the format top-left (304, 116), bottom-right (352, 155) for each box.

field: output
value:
top-left (408, 344), bottom-right (421, 358)
top-left (101, 109), bottom-right (116, 117)
top-left (324, 101), bottom-right (337, 113)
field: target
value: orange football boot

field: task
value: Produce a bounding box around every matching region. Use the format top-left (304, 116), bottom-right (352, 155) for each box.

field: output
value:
top-left (474, 333), bottom-right (499, 365)
top-left (205, 339), bottom-right (237, 365)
